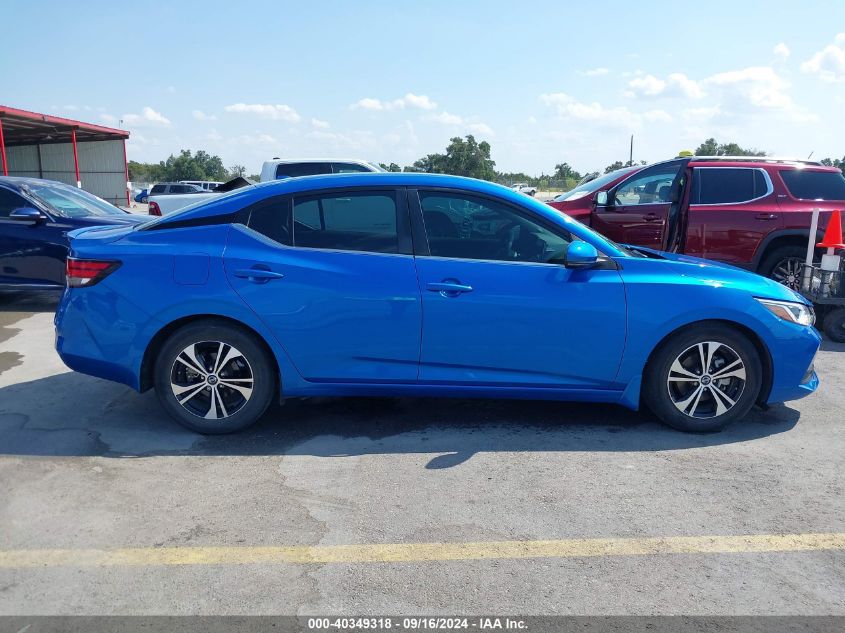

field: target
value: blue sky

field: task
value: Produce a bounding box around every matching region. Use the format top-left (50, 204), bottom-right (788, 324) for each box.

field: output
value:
top-left (3, 0), bottom-right (845, 175)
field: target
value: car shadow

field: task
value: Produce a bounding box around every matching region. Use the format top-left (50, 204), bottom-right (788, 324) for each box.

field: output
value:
top-left (0, 289), bottom-right (61, 314)
top-left (0, 371), bottom-right (801, 467)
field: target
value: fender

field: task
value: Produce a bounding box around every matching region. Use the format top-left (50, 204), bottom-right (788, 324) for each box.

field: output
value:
top-left (751, 228), bottom-right (824, 270)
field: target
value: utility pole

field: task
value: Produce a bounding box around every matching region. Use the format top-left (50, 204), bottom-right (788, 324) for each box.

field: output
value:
top-left (629, 134), bottom-right (634, 165)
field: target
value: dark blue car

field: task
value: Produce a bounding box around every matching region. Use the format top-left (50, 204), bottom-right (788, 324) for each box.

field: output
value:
top-left (55, 173), bottom-right (820, 435)
top-left (0, 177), bottom-right (147, 289)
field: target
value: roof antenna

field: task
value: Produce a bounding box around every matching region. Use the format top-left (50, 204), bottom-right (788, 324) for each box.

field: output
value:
top-left (807, 151), bottom-right (814, 160)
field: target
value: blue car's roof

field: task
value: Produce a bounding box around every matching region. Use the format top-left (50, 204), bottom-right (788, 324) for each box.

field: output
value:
top-left (146, 172), bottom-right (624, 254)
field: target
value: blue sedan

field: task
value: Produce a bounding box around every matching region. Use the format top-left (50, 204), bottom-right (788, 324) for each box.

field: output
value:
top-left (54, 173), bottom-right (820, 434)
top-left (0, 177), bottom-right (147, 289)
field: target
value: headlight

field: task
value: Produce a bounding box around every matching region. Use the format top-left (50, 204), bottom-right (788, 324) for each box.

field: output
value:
top-left (756, 298), bottom-right (815, 326)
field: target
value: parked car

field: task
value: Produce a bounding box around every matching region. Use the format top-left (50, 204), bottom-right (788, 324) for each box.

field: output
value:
top-left (56, 173), bottom-right (819, 435)
top-left (134, 188), bottom-right (149, 204)
top-left (548, 157), bottom-right (845, 288)
top-left (148, 178), bottom-right (253, 216)
top-left (259, 158), bottom-right (384, 182)
top-left (0, 177), bottom-right (147, 289)
top-left (180, 180), bottom-right (224, 192)
top-left (511, 183), bottom-right (537, 196)
top-left (149, 183), bottom-right (205, 196)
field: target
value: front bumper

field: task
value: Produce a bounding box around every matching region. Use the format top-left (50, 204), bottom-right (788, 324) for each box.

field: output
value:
top-left (765, 325), bottom-right (821, 404)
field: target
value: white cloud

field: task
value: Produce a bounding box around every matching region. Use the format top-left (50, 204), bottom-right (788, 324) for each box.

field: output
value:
top-left (429, 111), bottom-right (463, 125)
top-left (467, 122), bottom-right (494, 136)
top-left (192, 109), bottom-right (217, 121)
top-left (540, 92), bottom-right (640, 128)
top-left (642, 110), bottom-right (673, 123)
top-left (773, 42), bottom-right (790, 61)
top-left (626, 73), bottom-right (703, 99)
top-left (231, 133), bottom-right (278, 146)
top-left (801, 35), bottom-right (845, 82)
top-left (121, 106), bottom-right (172, 127)
top-left (224, 103), bottom-right (301, 122)
top-left (351, 92), bottom-right (437, 111)
top-left (311, 117), bottom-right (330, 129)
top-left (579, 67), bottom-right (610, 77)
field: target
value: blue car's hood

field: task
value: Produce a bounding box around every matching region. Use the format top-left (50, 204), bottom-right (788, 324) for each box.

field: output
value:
top-left (626, 246), bottom-right (810, 305)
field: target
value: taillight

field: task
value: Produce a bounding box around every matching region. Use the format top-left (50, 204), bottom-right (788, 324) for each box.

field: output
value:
top-left (149, 201), bottom-right (161, 216)
top-left (66, 258), bottom-right (121, 288)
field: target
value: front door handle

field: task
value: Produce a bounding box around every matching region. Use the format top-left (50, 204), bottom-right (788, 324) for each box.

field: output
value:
top-left (643, 213), bottom-right (661, 222)
top-left (234, 266), bottom-right (285, 283)
top-left (426, 281), bottom-right (473, 296)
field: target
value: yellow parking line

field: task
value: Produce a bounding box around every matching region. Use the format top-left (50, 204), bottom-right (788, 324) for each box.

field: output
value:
top-left (1, 533), bottom-right (843, 568)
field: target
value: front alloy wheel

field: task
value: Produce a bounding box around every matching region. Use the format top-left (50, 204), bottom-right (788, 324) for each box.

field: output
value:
top-left (644, 325), bottom-right (762, 432)
top-left (667, 342), bottom-right (746, 419)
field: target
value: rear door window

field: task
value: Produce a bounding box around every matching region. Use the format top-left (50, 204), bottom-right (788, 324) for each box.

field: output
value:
top-left (275, 163), bottom-right (332, 180)
top-left (292, 190), bottom-right (399, 253)
top-left (150, 184), bottom-right (165, 194)
top-left (691, 168), bottom-right (769, 204)
top-left (780, 170), bottom-right (845, 200)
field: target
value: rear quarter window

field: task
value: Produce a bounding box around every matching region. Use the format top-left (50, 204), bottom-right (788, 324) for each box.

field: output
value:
top-left (780, 170), bottom-right (845, 201)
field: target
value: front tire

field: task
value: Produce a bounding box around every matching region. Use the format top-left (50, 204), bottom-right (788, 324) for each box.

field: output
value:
top-left (153, 320), bottom-right (276, 434)
top-left (644, 325), bottom-right (762, 432)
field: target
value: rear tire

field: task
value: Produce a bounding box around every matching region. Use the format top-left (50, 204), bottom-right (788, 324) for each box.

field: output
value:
top-left (153, 320), bottom-right (276, 434)
top-left (758, 245), bottom-right (806, 290)
top-left (823, 308), bottom-right (845, 343)
top-left (644, 325), bottom-right (762, 433)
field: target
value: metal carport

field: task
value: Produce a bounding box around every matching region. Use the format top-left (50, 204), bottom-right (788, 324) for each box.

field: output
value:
top-left (0, 105), bottom-right (130, 206)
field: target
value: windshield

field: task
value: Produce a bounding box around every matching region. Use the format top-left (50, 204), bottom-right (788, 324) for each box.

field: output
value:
top-left (553, 166), bottom-right (641, 202)
top-left (24, 183), bottom-right (125, 218)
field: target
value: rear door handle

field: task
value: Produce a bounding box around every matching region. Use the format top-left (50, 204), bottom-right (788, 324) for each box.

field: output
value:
top-left (755, 213), bottom-right (778, 220)
top-left (234, 266), bottom-right (285, 283)
top-left (426, 281), bottom-right (473, 296)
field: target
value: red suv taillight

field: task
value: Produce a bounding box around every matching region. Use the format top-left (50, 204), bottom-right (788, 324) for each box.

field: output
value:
top-left (66, 258), bottom-right (121, 288)
top-left (149, 201), bottom-right (161, 216)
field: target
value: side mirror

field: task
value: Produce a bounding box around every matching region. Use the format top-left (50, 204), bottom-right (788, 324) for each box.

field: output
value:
top-left (564, 241), bottom-right (600, 269)
top-left (594, 191), bottom-right (608, 206)
top-left (9, 207), bottom-right (47, 225)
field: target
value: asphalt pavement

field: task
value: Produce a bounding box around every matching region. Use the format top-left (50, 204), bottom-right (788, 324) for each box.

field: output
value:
top-left (0, 289), bottom-right (843, 615)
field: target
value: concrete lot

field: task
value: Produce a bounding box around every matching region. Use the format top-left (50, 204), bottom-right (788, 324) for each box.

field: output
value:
top-left (0, 288), bottom-right (843, 615)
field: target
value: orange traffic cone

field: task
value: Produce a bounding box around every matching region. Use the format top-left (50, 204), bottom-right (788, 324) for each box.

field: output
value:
top-left (817, 210), bottom-right (845, 250)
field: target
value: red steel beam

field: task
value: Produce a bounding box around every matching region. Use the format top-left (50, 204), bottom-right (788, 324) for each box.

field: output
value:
top-left (0, 117), bottom-right (7, 176)
top-left (71, 128), bottom-right (81, 187)
top-left (123, 139), bottom-right (130, 206)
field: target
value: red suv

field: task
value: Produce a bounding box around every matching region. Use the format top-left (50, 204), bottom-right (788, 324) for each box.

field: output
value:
top-left (548, 157), bottom-right (845, 288)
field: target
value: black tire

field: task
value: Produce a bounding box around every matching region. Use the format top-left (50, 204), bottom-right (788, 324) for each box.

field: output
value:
top-left (644, 325), bottom-right (763, 433)
top-left (153, 320), bottom-right (276, 434)
top-left (823, 308), bottom-right (845, 343)
top-left (141, 196), bottom-right (148, 204)
top-left (758, 245), bottom-right (806, 289)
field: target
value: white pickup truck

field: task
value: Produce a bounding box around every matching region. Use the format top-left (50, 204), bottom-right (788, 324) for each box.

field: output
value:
top-left (148, 158), bottom-right (383, 216)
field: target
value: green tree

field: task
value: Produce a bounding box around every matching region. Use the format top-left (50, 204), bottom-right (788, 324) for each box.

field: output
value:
top-left (553, 162), bottom-right (582, 182)
top-left (821, 157), bottom-right (845, 176)
top-left (379, 162), bottom-right (402, 172)
top-left (693, 138), bottom-right (765, 156)
top-left (229, 164), bottom-right (247, 178)
top-left (409, 135), bottom-right (497, 180)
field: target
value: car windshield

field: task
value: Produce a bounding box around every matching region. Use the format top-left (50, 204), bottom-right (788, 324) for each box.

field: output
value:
top-left (23, 183), bottom-right (125, 218)
top-left (553, 166), bottom-right (641, 202)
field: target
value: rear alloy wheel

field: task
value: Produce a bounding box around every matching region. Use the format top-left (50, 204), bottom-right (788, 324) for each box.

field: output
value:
top-left (154, 321), bottom-right (275, 434)
top-left (644, 326), bottom-right (762, 432)
top-left (759, 245), bottom-right (806, 290)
